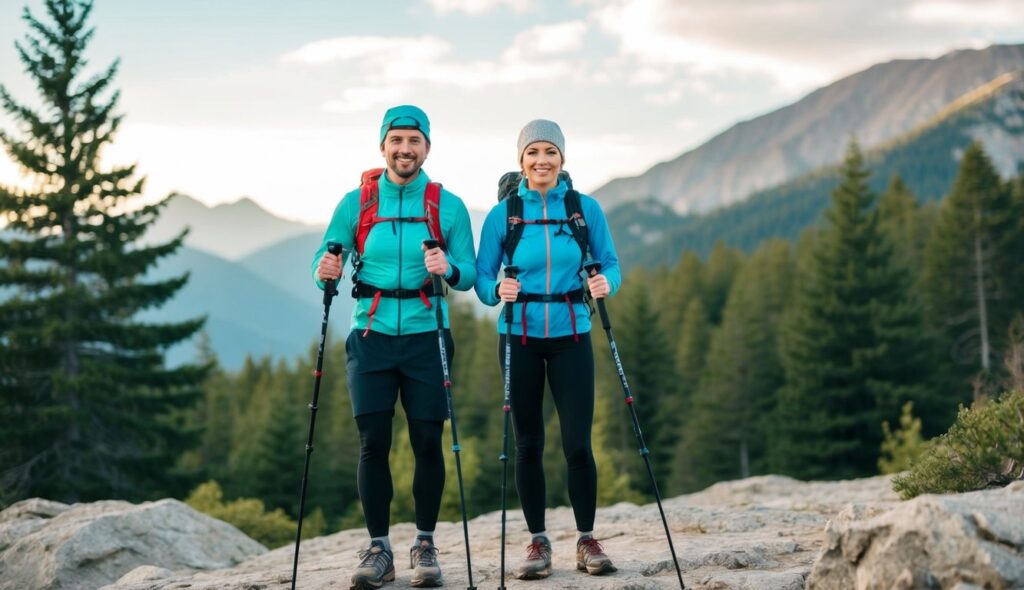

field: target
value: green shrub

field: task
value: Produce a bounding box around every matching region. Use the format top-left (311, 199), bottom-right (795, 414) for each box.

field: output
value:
top-left (185, 481), bottom-right (325, 548)
top-left (879, 401), bottom-right (927, 474)
top-left (892, 391), bottom-right (1024, 499)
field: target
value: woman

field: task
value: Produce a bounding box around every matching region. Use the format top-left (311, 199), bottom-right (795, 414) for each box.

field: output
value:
top-left (475, 119), bottom-right (622, 579)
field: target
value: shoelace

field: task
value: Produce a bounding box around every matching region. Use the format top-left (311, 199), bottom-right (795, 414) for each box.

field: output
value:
top-left (578, 538), bottom-right (606, 556)
top-left (414, 544), bottom-right (439, 567)
top-left (525, 540), bottom-right (550, 561)
top-left (357, 547), bottom-right (390, 570)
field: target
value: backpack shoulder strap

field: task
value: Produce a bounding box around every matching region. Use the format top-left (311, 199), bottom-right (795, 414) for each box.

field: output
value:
top-left (502, 194), bottom-right (525, 264)
top-left (564, 189), bottom-right (589, 263)
top-left (355, 168), bottom-right (385, 255)
top-left (424, 182), bottom-right (444, 250)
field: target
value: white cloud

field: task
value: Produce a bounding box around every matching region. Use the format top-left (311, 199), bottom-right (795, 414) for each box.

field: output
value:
top-left (279, 31), bottom-right (588, 104)
top-left (279, 36), bottom-right (452, 65)
top-left (590, 0), bottom-right (1024, 94)
top-left (323, 87), bottom-right (406, 114)
top-left (502, 21), bottom-right (588, 61)
top-left (423, 0), bottom-right (535, 15)
top-left (907, 1), bottom-right (1022, 26)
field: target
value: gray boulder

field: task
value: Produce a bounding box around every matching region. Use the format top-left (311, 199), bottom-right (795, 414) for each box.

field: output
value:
top-left (0, 497), bottom-right (266, 590)
top-left (807, 481), bottom-right (1024, 589)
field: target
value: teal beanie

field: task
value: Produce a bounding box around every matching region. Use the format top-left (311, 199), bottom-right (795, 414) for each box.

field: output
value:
top-left (379, 105), bottom-right (430, 145)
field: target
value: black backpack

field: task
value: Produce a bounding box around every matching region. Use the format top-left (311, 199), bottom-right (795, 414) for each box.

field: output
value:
top-left (497, 170), bottom-right (589, 267)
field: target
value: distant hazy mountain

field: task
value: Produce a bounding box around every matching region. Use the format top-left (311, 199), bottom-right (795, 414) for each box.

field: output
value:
top-left (144, 194), bottom-right (323, 261)
top-left (139, 199), bottom-right (493, 368)
top-left (608, 70), bottom-right (1024, 269)
top-left (142, 245), bottom-right (346, 369)
top-left (593, 44), bottom-right (1024, 214)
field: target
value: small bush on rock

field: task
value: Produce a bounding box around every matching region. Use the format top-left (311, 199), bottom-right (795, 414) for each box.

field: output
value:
top-left (186, 481), bottom-right (325, 548)
top-left (892, 391), bottom-right (1024, 499)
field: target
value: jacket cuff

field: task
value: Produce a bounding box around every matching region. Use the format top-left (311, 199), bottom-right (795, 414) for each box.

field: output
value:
top-left (444, 264), bottom-right (460, 287)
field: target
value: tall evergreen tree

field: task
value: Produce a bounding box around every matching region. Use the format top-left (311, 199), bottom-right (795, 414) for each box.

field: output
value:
top-left (673, 240), bottom-right (793, 492)
top-left (772, 142), bottom-right (929, 480)
top-left (702, 242), bottom-right (743, 325)
top-left (0, 0), bottom-right (206, 503)
top-left (659, 251), bottom-right (703, 334)
top-left (877, 175), bottom-right (927, 279)
top-left (923, 142), bottom-right (1019, 400)
top-left (598, 267), bottom-right (677, 496)
top-left (674, 297), bottom-right (710, 403)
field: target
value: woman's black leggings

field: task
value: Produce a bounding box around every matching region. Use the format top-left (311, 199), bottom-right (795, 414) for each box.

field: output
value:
top-left (354, 411), bottom-right (445, 538)
top-left (499, 332), bottom-right (597, 533)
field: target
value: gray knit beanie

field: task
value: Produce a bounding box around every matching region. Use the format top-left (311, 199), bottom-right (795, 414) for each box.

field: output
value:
top-left (517, 119), bottom-right (565, 163)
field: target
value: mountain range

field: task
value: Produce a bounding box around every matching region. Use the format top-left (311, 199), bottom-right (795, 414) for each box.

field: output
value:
top-left (593, 44), bottom-right (1024, 214)
top-left (34, 43), bottom-right (1022, 369)
top-left (607, 68), bottom-right (1024, 267)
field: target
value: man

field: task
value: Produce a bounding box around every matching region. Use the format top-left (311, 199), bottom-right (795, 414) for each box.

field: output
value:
top-left (312, 105), bottom-right (477, 589)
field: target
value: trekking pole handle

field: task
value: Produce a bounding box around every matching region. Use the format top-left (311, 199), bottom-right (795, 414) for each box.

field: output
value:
top-left (583, 261), bottom-right (611, 330)
top-left (323, 241), bottom-right (343, 303)
top-left (422, 239), bottom-right (445, 298)
top-left (502, 266), bottom-right (519, 324)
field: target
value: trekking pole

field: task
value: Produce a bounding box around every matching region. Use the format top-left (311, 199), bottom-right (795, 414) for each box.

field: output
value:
top-left (497, 265), bottom-right (519, 590)
top-left (424, 238), bottom-right (477, 590)
top-left (291, 241), bottom-right (343, 590)
top-left (584, 261), bottom-right (686, 590)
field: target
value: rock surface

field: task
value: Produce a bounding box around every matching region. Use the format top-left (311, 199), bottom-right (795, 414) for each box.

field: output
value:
top-left (807, 481), bottom-right (1024, 590)
top-left (96, 475), bottom-right (900, 590)
top-left (4, 476), bottom-right (1023, 589)
top-left (0, 497), bottom-right (265, 590)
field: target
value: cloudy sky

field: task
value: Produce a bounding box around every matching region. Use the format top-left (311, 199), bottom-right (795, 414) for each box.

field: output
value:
top-left (1, 0), bottom-right (1022, 222)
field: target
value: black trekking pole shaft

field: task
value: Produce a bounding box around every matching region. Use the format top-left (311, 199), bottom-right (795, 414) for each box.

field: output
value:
top-left (498, 266), bottom-right (518, 590)
top-left (424, 240), bottom-right (477, 590)
top-left (292, 242), bottom-right (343, 590)
top-left (584, 262), bottom-right (686, 590)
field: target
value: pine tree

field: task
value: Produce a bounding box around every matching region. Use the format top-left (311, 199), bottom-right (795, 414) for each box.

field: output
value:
top-left (675, 297), bottom-right (710, 403)
top-left (772, 142), bottom-right (929, 480)
top-left (659, 251), bottom-right (703, 334)
top-left (702, 242), bottom-right (743, 325)
top-left (877, 175), bottom-right (926, 278)
top-left (0, 0), bottom-right (206, 502)
top-left (249, 359), bottom-right (305, 515)
top-left (673, 240), bottom-right (793, 492)
top-left (598, 267), bottom-right (677, 496)
top-left (923, 142), bottom-right (1019, 401)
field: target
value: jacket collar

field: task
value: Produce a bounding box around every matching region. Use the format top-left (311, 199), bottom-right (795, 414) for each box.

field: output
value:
top-left (378, 168), bottom-right (430, 198)
top-left (517, 178), bottom-right (567, 203)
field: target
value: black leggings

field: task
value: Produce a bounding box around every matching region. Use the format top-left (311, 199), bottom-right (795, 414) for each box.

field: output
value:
top-left (499, 332), bottom-right (596, 533)
top-left (355, 411), bottom-right (445, 537)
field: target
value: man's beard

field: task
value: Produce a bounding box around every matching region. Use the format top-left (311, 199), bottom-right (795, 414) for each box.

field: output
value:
top-left (391, 154), bottom-right (421, 178)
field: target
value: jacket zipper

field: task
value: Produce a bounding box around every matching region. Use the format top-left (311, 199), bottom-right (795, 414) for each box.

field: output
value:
top-left (542, 193), bottom-right (551, 337)
top-left (398, 185), bottom-right (404, 336)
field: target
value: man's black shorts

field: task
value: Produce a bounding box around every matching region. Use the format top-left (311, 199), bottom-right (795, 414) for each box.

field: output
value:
top-left (344, 329), bottom-right (454, 421)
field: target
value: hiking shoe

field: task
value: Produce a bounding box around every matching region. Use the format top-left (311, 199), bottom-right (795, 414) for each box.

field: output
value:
top-left (350, 540), bottom-right (395, 590)
top-left (409, 537), bottom-right (443, 587)
top-left (576, 537), bottom-right (617, 575)
top-left (514, 536), bottom-right (552, 580)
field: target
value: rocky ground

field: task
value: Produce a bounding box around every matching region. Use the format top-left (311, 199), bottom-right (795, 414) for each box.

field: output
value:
top-left (1, 475), bottom-right (1022, 590)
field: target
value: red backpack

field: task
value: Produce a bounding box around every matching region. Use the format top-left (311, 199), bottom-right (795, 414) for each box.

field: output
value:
top-left (350, 168), bottom-right (445, 336)
top-left (354, 168), bottom-right (444, 254)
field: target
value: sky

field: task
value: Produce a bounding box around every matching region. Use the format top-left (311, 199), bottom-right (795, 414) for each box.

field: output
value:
top-left (1, 0), bottom-right (1023, 223)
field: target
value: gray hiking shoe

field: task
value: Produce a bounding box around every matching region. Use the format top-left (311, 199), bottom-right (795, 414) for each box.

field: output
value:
top-left (409, 537), bottom-right (443, 587)
top-left (514, 536), bottom-right (552, 580)
top-left (576, 537), bottom-right (617, 575)
top-left (350, 540), bottom-right (395, 590)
